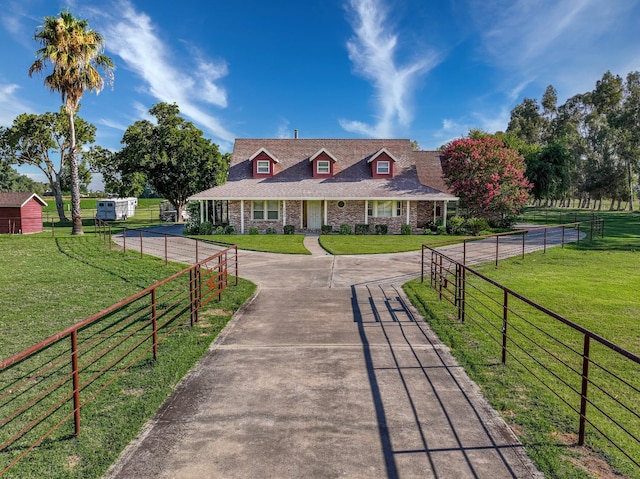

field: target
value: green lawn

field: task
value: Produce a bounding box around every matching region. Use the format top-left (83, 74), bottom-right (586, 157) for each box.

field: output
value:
top-left (198, 233), bottom-right (311, 254)
top-left (319, 233), bottom-right (467, 254)
top-left (0, 232), bottom-right (256, 478)
top-left (404, 209), bottom-right (640, 479)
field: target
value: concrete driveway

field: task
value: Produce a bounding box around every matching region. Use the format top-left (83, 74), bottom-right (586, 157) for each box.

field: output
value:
top-left (104, 231), bottom-right (547, 479)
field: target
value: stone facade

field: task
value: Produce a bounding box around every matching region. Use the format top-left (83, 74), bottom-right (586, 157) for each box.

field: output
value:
top-left (227, 199), bottom-right (440, 234)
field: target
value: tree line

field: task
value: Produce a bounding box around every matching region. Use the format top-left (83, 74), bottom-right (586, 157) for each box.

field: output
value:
top-left (506, 72), bottom-right (640, 211)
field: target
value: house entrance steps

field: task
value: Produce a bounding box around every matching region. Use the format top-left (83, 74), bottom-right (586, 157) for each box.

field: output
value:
top-left (104, 226), bottom-right (553, 479)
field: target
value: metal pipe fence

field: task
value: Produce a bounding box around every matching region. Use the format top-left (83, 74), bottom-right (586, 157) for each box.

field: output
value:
top-left (420, 238), bottom-right (640, 475)
top-left (0, 240), bottom-right (238, 476)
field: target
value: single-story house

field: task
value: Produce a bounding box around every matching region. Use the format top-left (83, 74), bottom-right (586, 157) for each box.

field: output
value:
top-left (0, 192), bottom-right (48, 234)
top-left (189, 138), bottom-right (458, 234)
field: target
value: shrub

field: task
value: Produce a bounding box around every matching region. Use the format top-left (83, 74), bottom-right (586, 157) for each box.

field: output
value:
top-left (199, 221), bottom-right (213, 235)
top-left (321, 225), bottom-right (333, 235)
top-left (339, 224), bottom-right (352, 235)
top-left (436, 225), bottom-right (447, 235)
top-left (183, 201), bottom-right (201, 234)
top-left (354, 224), bottom-right (369, 235)
top-left (224, 225), bottom-right (236, 235)
top-left (248, 227), bottom-right (259, 235)
top-left (400, 224), bottom-right (412, 235)
top-left (465, 217), bottom-right (489, 236)
top-left (215, 226), bottom-right (225, 235)
top-left (265, 227), bottom-right (277, 234)
top-left (447, 215), bottom-right (466, 235)
top-left (283, 224), bottom-right (295, 235)
top-left (374, 224), bottom-right (388, 235)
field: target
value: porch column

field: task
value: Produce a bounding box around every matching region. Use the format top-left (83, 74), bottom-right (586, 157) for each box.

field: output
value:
top-left (443, 201), bottom-right (448, 229)
top-left (406, 200), bottom-right (410, 224)
top-left (199, 200), bottom-right (204, 223)
top-left (364, 200), bottom-right (369, 224)
top-left (300, 200), bottom-right (304, 229)
top-left (240, 200), bottom-right (245, 234)
top-left (282, 200), bottom-right (287, 227)
top-left (205, 200), bottom-right (209, 223)
top-left (433, 201), bottom-right (437, 223)
top-left (323, 200), bottom-right (328, 226)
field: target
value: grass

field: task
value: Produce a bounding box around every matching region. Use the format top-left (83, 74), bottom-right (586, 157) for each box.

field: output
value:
top-left (0, 231), bottom-right (256, 478)
top-left (404, 209), bottom-right (640, 479)
top-left (319, 233), bottom-right (467, 255)
top-left (197, 233), bottom-right (311, 254)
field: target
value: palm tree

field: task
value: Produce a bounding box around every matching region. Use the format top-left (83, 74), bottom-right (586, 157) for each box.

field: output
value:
top-left (29, 10), bottom-right (114, 235)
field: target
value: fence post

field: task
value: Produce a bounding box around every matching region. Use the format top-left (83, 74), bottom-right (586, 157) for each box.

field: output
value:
top-left (195, 264), bottom-right (201, 323)
top-left (521, 231), bottom-right (525, 260)
top-left (195, 240), bottom-right (199, 264)
top-left (460, 266), bottom-right (466, 323)
top-left (578, 335), bottom-right (591, 446)
top-left (577, 223), bottom-right (581, 246)
top-left (421, 245), bottom-right (425, 283)
top-left (502, 290), bottom-right (508, 364)
top-left (495, 235), bottom-right (499, 268)
top-left (189, 268), bottom-right (195, 327)
top-left (438, 254), bottom-right (443, 299)
top-left (122, 227), bottom-right (127, 254)
top-left (139, 230), bottom-right (143, 259)
top-left (152, 289), bottom-right (158, 360)
top-left (562, 225), bottom-right (565, 248)
top-left (463, 240), bottom-right (467, 265)
top-left (70, 330), bottom-right (81, 436)
top-left (108, 225), bottom-right (112, 250)
top-left (164, 234), bottom-right (168, 265)
top-left (234, 245), bottom-right (238, 286)
top-left (543, 228), bottom-right (547, 253)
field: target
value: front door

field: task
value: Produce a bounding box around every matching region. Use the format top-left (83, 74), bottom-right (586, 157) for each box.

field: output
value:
top-left (307, 201), bottom-right (322, 230)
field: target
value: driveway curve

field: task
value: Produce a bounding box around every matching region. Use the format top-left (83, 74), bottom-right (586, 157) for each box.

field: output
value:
top-left (103, 228), bottom-right (563, 479)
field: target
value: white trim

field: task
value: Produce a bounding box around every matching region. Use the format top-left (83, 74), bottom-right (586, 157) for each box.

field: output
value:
top-left (406, 200), bottom-right (410, 224)
top-left (240, 200), bottom-right (245, 234)
top-left (366, 148), bottom-right (398, 164)
top-left (249, 147), bottom-right (279, 163)
top-left (300, 200), bottom-right (304, 229)
top-left (205, 200), bottom-right (209, 223)
top-left (323, 200), bottom-right (328, 225)
top-left (364, 200), bottom-right (368, 224)
top-left (282, 200), bottom-right (287, 226)
top-left (309, 148), bottom-right (339, 163)
top-left (199, 200), bottom-right (204, 223)
top-left (443, 201), bottom-right (448, 229)
top-left (316, 160), bottom-right (331, 174)
top-left (376, 160), bottom-right (390, 174)
top-left (256, 159), bottom-right (271, 174)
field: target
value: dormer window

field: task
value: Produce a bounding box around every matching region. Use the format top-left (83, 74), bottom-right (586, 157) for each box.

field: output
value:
top-left (376, 161), bottom-right (390, 175)
top-left (310, 148), bottom-right (338, 178)
top-left (250, 148), bottom-right (279, 177)
top-left (368, 148), bottom-right (397, 178)
top-left (317, 160), bottom-right (330, 174)
top-left (256, 160), bottom-right (271, 174)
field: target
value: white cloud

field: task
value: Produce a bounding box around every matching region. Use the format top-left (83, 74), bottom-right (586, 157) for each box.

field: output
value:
top-left (0, 83), bottom-right (31, 126)
top-left (97, 118), bottom-right (128, 131)
top-left (467, 0), bottom-right (640, 100)
top-left (340, 0), bottom-right (439, 137)
top-left (101, 0), bottom-right (234, 146)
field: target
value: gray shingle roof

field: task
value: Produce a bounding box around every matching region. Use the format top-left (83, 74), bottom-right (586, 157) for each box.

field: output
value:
top-left (190, 139), bottom-right (457, 201)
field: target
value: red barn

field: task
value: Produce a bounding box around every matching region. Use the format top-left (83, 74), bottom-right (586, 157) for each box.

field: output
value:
top-left (0, 192), bottom-right (48, 234)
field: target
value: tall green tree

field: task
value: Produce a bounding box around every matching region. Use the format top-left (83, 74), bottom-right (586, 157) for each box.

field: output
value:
top-left (29, 10), bottom-right (114, 234)
top-left (0, 158), bottom-right (45, 194)
top-left (86, 145), bottom-right (147, 197)
top-left (114, 103), bottom-right (230, 221)
top-left (0, 110), bottom-right (95, 220)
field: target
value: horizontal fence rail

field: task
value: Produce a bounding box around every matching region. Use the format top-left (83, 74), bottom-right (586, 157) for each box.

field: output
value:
top-left (421, 238), bottom-right (640, 475)
top-left (421, 218), bottom-right (603, 272)
top-left (0, 242), bottom-right (238, 476)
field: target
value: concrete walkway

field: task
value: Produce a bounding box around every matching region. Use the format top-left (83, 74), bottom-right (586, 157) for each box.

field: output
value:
top-left (103, 231), bottom-right (552, 479)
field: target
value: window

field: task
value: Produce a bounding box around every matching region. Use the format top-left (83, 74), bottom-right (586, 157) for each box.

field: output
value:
top-left (376, 160), bottom-right (390, 174)
top-left (317, 160), bottom-right (330, 174)
top-left (368, 200), bottom-right (401, 218)
top-left (252, 200), bottom-right (279, 221)
top-left (337, 200), bottom-right (346, 209)
top-left (256, 160), bottom-right (270, 174)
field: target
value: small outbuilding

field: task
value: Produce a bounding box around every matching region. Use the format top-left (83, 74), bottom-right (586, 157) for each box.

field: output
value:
top-left (0, 192), bottom-right (48, 234)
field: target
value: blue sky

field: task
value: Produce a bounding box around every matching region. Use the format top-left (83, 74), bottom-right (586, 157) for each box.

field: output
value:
top-left (2, 0), bottom-right (640, 188)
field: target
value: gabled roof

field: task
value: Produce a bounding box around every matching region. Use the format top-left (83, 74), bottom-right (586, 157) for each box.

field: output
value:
top-left (249, 147), bottom-right (279, 163)
top-left (309, 148), bottom-right (339, 163)
top-left (0, 192), bottom-right (47, 208)
top-left (367, 148), bottom-right (398, 163)
top-left (190, 138), bottom-right (458, 202)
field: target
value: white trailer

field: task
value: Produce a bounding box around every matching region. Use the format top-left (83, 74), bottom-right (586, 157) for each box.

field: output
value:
top-left (96, 197), bottom-right (138, 221)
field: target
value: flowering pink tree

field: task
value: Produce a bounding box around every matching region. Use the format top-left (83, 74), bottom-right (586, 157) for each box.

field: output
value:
top-left (442, 136), bottom-right (532, 219)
